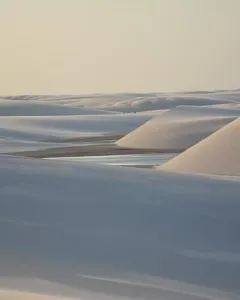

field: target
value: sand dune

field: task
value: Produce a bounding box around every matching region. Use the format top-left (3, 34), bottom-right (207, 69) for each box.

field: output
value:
top-left (0, 99), bottom-right (163, 153)
top-left (98, 95), bottom-right (233, 113)
top-left (0, 155), bottom-right (240, 299)
top-left (156, 105), bottom-right (240, 120)
top-left (159, 118), bottom-right (240, 176)
top-left (4, 90), bottom-right (239, 113)
top-left (0, 99), bottom-right (115, 116)
top-left (2, 93), bottom-right (240, 153)
top-left (117, 116), bottom-right (236, 151)
top-left (0, 114), bottom-right (150, 146)
top-left (116, 105), bottom-right (240, 150)
top-left (1, 91), bottom-right (240, 298)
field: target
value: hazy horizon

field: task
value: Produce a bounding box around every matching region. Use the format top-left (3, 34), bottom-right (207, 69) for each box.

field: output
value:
top-left (1, 0), bottom-right (240, 94)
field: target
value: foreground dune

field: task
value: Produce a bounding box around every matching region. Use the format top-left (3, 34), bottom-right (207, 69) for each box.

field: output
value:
top-left (0, 155), bottom-right (240, 299)
top-left (159, 118), bottom-right (240, 176)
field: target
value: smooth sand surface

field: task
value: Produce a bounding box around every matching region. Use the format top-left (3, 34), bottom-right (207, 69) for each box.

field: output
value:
top-left (159, 118), bottom-right (240, 176)
top-left (0, 155), bottom-right (240, 299)
top-left (0, 99), bottom-right (115, 116)
top-left (117, 105), bottom-right (240, 150)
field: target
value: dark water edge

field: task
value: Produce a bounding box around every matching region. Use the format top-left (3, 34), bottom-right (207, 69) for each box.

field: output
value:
top-left (9, 144), bottom-right (182, 159)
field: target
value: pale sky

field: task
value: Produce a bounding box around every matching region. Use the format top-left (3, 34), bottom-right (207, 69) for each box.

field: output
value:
top-left (0, 0), bottom-right (240, 94)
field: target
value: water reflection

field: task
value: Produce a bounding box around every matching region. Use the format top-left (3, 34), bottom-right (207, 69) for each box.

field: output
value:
top-left (47, 154), bottom-right (176, 168)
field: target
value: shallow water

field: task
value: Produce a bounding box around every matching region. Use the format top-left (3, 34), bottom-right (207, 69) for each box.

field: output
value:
top-left (47, 153), bottom-right (176, 168)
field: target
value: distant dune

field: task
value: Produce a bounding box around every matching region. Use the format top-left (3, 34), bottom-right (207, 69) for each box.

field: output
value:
top-left (159, 118), bottom-right (240, 176)
top-left (3, 90), bottom-right (238, 113)
top-left (0, 99), bottom-right (115, 116)
top-left (97, 95), bottom-right (233, 113)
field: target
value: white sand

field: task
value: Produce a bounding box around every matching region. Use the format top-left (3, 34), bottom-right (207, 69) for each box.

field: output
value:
top-left (0, 289), bottom-right (76, 300)
top-left (4, 90), bottom-right (239, 113)
top-left (159, 118), bottom-right (240, 176)
top-left (0, 114), bottom-right (151, 152)
top-left (1, 91), bottom-right (240, 299)
top-left (2, 93), bottom-right (239, 153)
top-left (116, 105), bottom-right (240, 150)
top-left (0, 99), bottom-right (115, 116)
top-left (0, 99), bottom-right (157, 153)
top-left (0, 155), bottom-right (240, 299)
